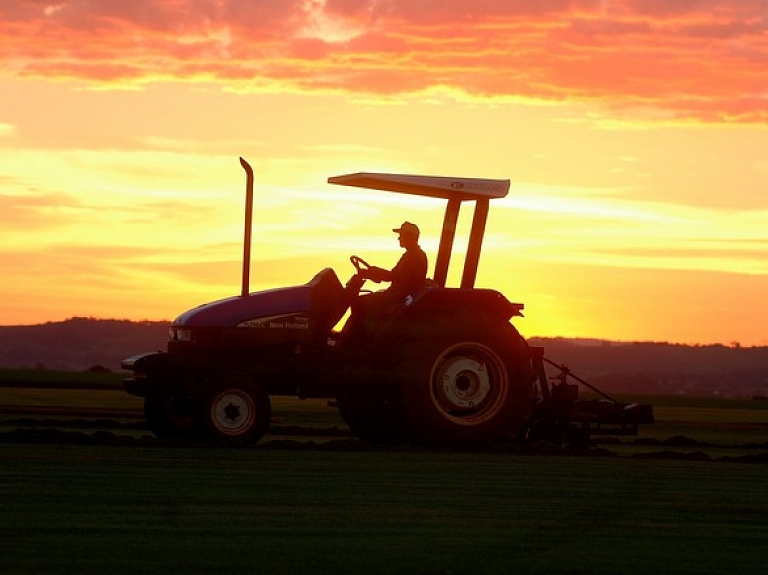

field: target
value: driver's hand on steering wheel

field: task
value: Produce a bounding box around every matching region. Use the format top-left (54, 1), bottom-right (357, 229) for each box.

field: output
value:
top-left (350, 255), bottom-right (387, 283)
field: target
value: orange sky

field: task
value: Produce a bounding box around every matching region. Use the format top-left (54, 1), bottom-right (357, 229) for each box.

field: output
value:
top-left (1, 0), bottom-right (767, 345)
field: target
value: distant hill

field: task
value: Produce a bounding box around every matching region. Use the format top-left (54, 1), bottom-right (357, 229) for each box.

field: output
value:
top-left (0, 317), bottom-right (169, 372)
top-left (0, 318), bottom-right (766, 398)
top-left (529, 337), bottom-right (768, 398)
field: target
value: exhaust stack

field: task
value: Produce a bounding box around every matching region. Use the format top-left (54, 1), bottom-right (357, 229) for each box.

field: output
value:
top-left (239, 157), bottom-right (254, 297)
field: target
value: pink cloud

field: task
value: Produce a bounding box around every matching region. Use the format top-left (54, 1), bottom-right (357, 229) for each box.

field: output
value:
top-left (1, 0), bottom-right (766, 122)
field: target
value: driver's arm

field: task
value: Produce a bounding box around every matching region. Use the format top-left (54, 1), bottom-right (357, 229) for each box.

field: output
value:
top-left (365, 266), bottom-right (390, 283)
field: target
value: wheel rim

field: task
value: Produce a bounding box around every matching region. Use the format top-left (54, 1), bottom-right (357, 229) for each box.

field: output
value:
top-left (429, 342), bottom-right (508, 425)
top-left (210, 389), bottom-right (256, 436)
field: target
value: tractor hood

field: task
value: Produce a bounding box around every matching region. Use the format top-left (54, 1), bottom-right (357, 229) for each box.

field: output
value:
top-left (172, 268), bottom-right (348, 330)
top-left (173, 286), bottom-right (312, 328)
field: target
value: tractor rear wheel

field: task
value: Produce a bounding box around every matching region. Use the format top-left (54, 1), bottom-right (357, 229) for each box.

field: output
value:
top-left (393, 315), bottom-right (533, 447)
top-left (200, 374), bottom-right (271, 444)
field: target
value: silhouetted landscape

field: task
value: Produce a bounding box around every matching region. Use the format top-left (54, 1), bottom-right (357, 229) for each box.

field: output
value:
top-left (529, 337), bottom-right (768, 399)
top-left (0, 317), bottom-right (766, 398)
top-left (0, 317), bottom-right (169, 373)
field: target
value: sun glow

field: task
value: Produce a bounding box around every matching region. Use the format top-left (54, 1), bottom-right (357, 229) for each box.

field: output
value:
top-left (1, 1), bottom-right (767, 346)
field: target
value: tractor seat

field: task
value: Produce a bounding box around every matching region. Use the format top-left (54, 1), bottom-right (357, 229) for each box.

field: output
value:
top-left (306, 268), bottom-right (349, 337)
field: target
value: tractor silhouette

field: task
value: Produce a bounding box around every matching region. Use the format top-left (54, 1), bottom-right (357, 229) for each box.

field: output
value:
top-left (123, 159), bottom-right (652, 447)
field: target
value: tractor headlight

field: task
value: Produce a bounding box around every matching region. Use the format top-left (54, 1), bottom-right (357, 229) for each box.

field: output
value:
top-left (169, 327), bottom-right (193, 342)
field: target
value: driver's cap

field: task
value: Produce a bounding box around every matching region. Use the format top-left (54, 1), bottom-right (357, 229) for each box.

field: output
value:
top-left (393, 221), bottom-right (419, 238)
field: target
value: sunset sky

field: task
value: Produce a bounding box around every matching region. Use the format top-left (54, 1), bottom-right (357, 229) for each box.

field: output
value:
top-left (1, 0), bottom-right (767, 345)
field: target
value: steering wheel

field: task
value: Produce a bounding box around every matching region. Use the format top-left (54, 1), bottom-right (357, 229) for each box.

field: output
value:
top-left (350, 255), bottom-right (371, 275)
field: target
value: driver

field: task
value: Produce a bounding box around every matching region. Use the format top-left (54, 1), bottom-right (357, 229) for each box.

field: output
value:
top-left (343, 221), bottom-right (428, 338)
top-left (364, 221), bottom-right (428, 299)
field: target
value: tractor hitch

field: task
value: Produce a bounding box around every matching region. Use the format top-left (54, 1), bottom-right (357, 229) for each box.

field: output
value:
top-left (525, 347), bottom-right (654, 446)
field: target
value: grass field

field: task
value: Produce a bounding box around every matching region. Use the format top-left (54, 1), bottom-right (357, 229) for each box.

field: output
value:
top-left (1, 444), bottom-right (767, 575)
top-left (1, 370), bottom-right (767, 574)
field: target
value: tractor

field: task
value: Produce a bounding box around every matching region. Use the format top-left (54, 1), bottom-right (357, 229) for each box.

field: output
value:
top-left (122, 158), bottom-right (652, 447)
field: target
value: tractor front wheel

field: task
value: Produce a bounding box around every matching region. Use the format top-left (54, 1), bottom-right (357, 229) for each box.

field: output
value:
top-left (200, 375), bottom-right (271, 444)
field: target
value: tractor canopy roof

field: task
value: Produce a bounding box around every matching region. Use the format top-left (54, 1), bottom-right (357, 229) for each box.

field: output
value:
top-left (328, 171), bottom-right (511, 289)
top-left (327, 173), bottom-right (509, 201)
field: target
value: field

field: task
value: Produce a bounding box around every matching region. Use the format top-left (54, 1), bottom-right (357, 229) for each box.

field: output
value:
top-left (1, 369), bottom-right (767, 574)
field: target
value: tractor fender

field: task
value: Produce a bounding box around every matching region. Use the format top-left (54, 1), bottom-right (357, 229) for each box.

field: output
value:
top-left (409, 287), bottom-right (524, 321)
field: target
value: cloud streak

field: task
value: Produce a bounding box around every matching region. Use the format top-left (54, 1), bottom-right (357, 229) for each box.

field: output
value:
top-left (1, 0), bottom-right (766, 122)
top-left (0, 191), bottom-right (84, 230)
